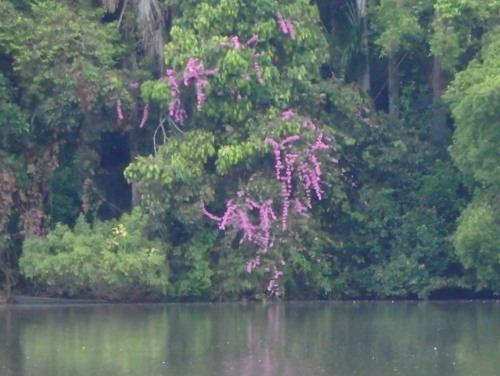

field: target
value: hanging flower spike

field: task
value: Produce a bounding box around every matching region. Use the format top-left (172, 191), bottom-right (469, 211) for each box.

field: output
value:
top-left (230, 36), bottom-right (241, 50)
top-left (201, 200), bottom-right (223, 223)
top-left (219, 199), bottom-right (237, 230)
top-left (138, 104), bottom-right (149, 128)
top-left (265, 138), bottom-right (283, 179)
top-left (276, 12), bottom-right (288, 34)
top-left (238, 210), bottom-right (254, 242)
top-left (195, 78), bottom-right (208, 110)
top-left (116, 99), bottom-right (124, 120)
top-left (203, 68), bottom-right (220, 76)
top-left (166, 69), bottom-right (186, 124)
top-left (309, 154), bottom-right (323, 200)
top-left (281, 135), bottom-right (300, 147)
top-left (246, 35), bottom-right (258, 46)
top-left (276, 12), bottom-right (296, 40)
top-left (294, 198), bottom-right (309, 217)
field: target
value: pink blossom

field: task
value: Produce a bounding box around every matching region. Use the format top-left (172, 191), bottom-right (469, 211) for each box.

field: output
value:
top-left (116, 99), bottom-right (124, 120)
top-left (281, 135), bottom-right (300, 146)
top-left (183, 58), bottom-right (203, 85)
top-left (201, 200), bottom-right (222, 222)
top-left (230, 36), bottom-right (241, 50)
top-left (265, 138), bottom-right (283, 179)
top-left (265, 138), bottom-right (279, 149)
top-left (239, 210), bottom-right (254, 242)
top-left (246, 35), bottom-right (258, 45)
top-left (281, 109), bottom-right (295, 120)
top-left (276, 12), bottom-right (296, 40)
top-left (245, 197), bottom-right (261, 210)
top-left (276, 12), bottom-right (288, 33)
top-left (246, 256), bottom-right (261, 273)
top-left (182, 58), bottom-right (218, 111)
top-left (310, 132), bottom-right (329, 151)
top-left (302, 120), bottom-right (317, 129)
top-left (204, 68), bottom-right (220, 76)
top-left (266, 266), bottom-right (284, 296)
top-left (219, 199), bottom-right (237, 230)
top-left (167, 69), bottom-right (186, 124)
top-left (294, 198), bottom-right (309, 217)
top-left (129, 82), bottom-right (140, 89)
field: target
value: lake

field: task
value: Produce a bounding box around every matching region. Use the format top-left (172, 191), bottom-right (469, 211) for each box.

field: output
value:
top-left (0, 301), bottom-right (498, 376)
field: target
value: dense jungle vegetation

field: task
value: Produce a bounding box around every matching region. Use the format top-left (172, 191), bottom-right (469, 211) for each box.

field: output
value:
top-left (1, 0), bottom-right (499, 301)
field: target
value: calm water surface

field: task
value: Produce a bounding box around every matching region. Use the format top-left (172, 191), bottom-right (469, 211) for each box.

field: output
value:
top-left (0, 301), bottom-right (499, 376)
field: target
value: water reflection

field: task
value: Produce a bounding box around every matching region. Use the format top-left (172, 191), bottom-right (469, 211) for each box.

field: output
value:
top-left (0, 302), bottom-right (499, 376)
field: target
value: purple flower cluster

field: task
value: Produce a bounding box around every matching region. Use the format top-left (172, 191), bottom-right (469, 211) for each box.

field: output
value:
top-left (163, 59), bottom-right (219, 124)
top-left (276, 12), bottom-right (296, 40)
top-left (265, 119), bottom-right (335, 229)
top-left (281, 109), bottom-right (295, 120)
top-left (220, 36), bottom-right (241, 49)
top-left (221, 35), bottom-right (259, 49)
top-left (184, 58), bottom-right (219, 111)
top-left (246, 255), bottom-right (261, 273)
top-left (202, 194), bottom-right (277, 251)
top-left (166, 69), bottom-right (187, 124)
top-left (266, 265), bottom-right (284, 296)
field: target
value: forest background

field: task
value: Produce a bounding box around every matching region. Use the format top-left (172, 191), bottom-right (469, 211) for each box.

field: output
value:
top-left (1, 0), bottom-right (499, 301)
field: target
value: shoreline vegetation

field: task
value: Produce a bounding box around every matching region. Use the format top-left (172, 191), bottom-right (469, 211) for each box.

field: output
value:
top-left (2, 286), bottom-right (498, 305)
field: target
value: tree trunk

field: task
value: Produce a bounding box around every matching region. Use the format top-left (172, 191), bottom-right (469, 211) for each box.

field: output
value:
top-left (388, 51), bottom-right (399, 120)
top-left (429, 55), bottom-right (451, 143)
top-left (357, 0), bottom-right (371, 93)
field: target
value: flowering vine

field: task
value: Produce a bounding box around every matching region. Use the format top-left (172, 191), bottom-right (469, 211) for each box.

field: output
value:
top-left (203, 111), bottom-right (337, 296)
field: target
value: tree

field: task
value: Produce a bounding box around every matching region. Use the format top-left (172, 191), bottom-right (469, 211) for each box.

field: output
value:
top-left (372, 0), bottom-right (427, 120)
top-left (445, 26), bottom-right (500, 291)
top-left (124, 0), bottom-right (346, 298)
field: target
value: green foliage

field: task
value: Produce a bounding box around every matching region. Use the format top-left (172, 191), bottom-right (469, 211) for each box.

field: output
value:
top-left (20, 209), bottom-right (169, 300)
top-left (446, 29), bottom-right (500, 187)
top-left (372, 0), bottom-right (426, 55)
top-left (431, 0), bottom-right (500, 71)
top-left (0, 0), bottom-right (128, 133)
top-left (0, 73), bottom-right (31, 151)
top-left (454, 192), bottom-right (500, 291)
top-left (445, 26), bottom-right (500, 291)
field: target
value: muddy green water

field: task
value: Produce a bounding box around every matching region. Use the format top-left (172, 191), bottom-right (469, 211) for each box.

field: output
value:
top-left (0, 302), bottom-right (499, 376)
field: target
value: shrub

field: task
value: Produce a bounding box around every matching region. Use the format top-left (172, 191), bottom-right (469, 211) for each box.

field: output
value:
top-left (20, 209), bottom-right (169, 300)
